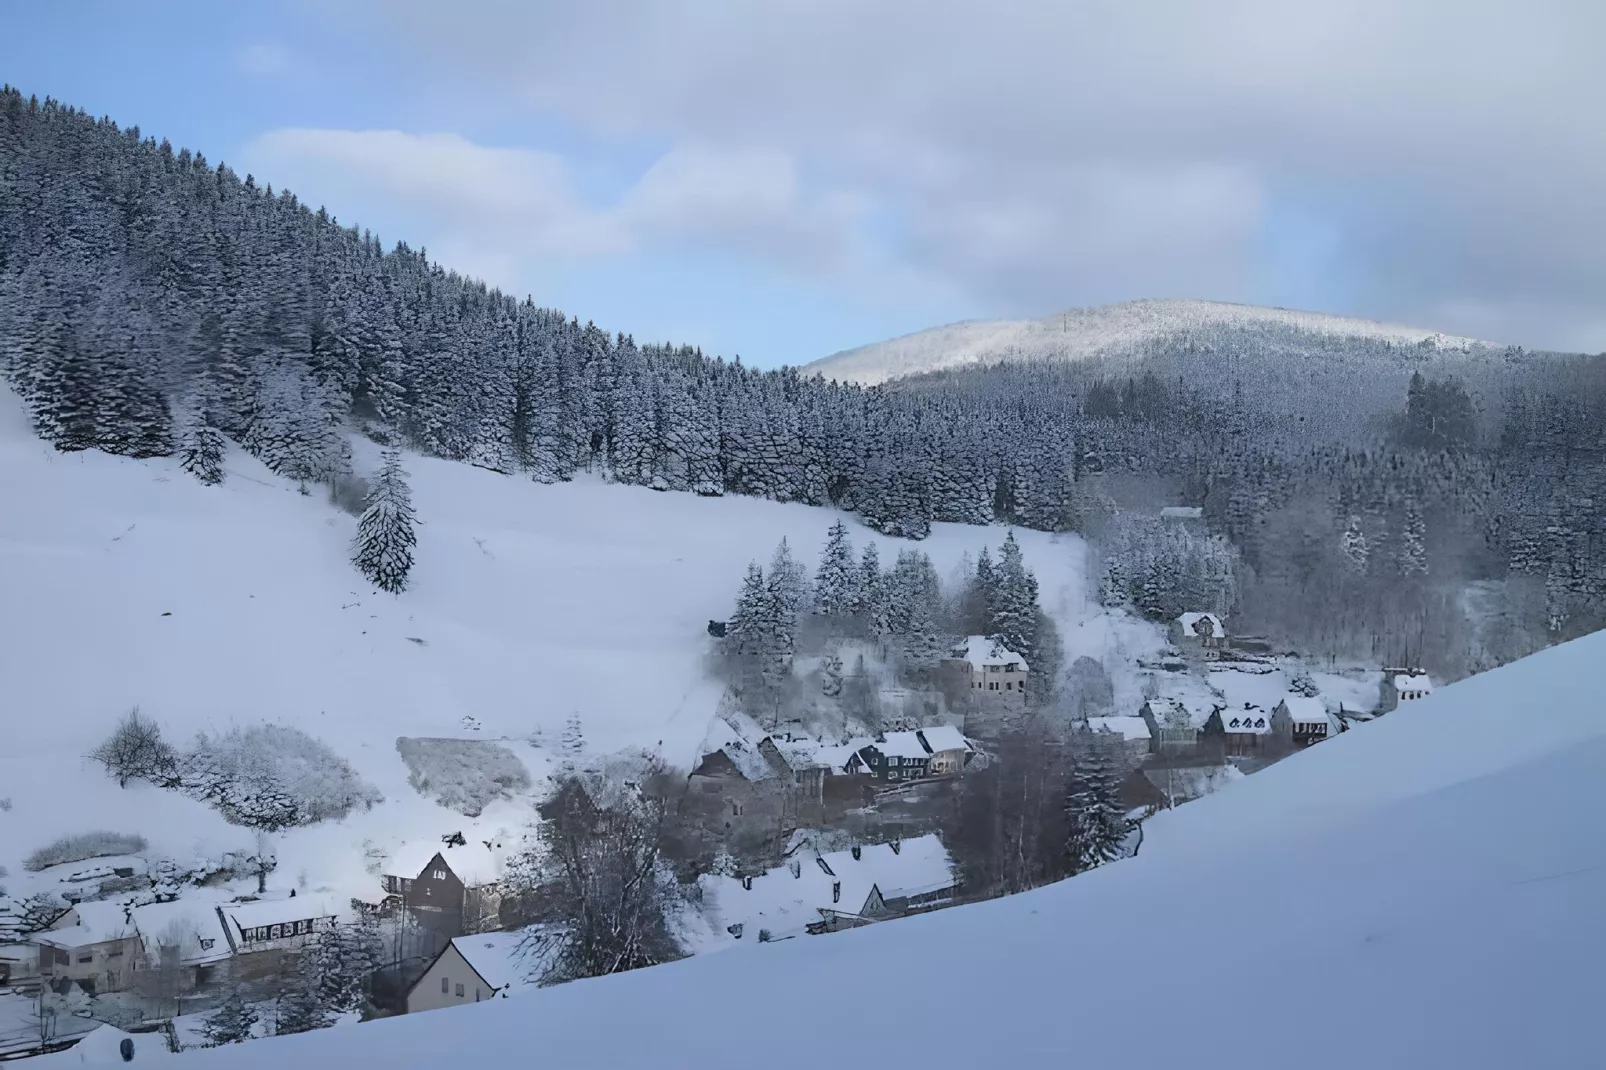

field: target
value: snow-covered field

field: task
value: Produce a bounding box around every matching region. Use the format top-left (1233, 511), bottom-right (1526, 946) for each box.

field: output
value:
top-left (804, 298), bottom-right (1483, 385)
top-left (166, 618), bottom-right (1606, 1069)
top-left (0, 384), bottom-right (1140, 910)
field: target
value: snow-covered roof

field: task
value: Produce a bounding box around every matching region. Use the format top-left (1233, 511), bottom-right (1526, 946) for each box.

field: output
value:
top-left (871, 730), bottom-right (933, 760)
top-left (1143, 694), bottom-right (1221, 729)
top-left (386, 837), bottom-right (510, 886)
top-left (35, 1024), bottom-right (175, 1065)
top-left (1087, 716), bottom-right (1152, 742)
top-left (1277, 696), bottom-right (1329, 726)
top-left (703, 834), bottom-right (956, 941)
top-left (955, 635), bottom-right (1028, 671)
top-left (40, 901), bottom-right (135, 948)
top-left (220, 895), bottom-right (341, 935)
top-left (1220, 705), bottom-right (1273, 734)
top-left (697, 713), bottom-right (780, 781)
top-left (917, 726), bottom-right (969, 754)
top-left (1160, 506), bottom-right (1203, 520)
top-left (1175, 612), bottom-right (1224, 637)
top-left (449, 928), bottom-right (562, 993)
top-left (130, 900), bottom-right (233, 965)
top-left (1393, 673), bottom-right (1433, 694)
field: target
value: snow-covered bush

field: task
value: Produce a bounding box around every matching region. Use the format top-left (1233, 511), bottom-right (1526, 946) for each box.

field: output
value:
top-left (184, 725), bottom-right (382, 829)
top-left (23, 831), bottom-right (149, 872)
top-left (396, 737), bottom-right (532, 817)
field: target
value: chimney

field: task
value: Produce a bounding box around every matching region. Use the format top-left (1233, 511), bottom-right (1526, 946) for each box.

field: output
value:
top-left (851, 846), bottom-right (861, 861)
top-left (832, 881), bottom-right (841, 904)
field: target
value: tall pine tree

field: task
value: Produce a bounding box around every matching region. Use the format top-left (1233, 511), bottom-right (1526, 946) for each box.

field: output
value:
top-left (351, 447), bottom-right (417, 593)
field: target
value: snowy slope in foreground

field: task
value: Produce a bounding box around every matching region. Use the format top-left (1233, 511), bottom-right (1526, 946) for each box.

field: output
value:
top-left (0, 385), bottom-right (1136, 907)
top-left (805, 298), bottom-right (1483, 385)
top-left (179, 630), bottom-right (1605, 1070)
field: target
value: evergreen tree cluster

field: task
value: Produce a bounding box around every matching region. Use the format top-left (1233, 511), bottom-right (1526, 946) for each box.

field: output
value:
top-left (1063, 730), bottom-right (1130, 873)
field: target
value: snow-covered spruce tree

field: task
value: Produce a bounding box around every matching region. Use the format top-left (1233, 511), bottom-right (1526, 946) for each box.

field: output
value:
top-left (820, 651), bottom-right (844, 698)
top-left (351, 448), bottom-right (417, 594)
top-left (200, 985), bottom-right (259, 1046)
top-left (1064, 734), bottom-right (1129, 874)
top-left (813, 520), bottom-right (857, 630)
top-left (559, 712), bottom-right (585, 773)
top-left (174, 393), bottom-right (226, 485)
top-left (316, 918), bottom-right (381, 1013)
top-left (853, 542), bottom-right (889, 641)
top-left (274, 956), bottom-right (334, 1035)
top-left (989, 532), bottom-right (1041, 662)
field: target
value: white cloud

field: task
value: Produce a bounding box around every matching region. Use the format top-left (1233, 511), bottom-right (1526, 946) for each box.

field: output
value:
top-left (326, 0), bottom-right (1606, 349)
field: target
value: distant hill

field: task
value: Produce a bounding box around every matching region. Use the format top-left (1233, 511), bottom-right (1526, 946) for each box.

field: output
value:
top-left (805, 299), bottom-right (1485, 385)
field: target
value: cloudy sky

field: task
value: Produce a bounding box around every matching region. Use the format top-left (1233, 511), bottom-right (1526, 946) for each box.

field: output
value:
top-left (6, 1), bottom-right (1602, 365)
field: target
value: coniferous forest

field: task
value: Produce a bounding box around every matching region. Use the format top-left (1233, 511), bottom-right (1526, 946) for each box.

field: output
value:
top-left (3, 86), bottom-right (1604, 679)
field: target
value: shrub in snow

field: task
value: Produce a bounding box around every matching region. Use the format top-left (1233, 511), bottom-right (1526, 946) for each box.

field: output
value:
top-left (396, 737), bottom-right (532, 817)
top-left (275, 956), bottom-right (335, 1036)
top-left (23, 831), bottom-right (150, 872)
top-left (88, 707), bottom-right (181, 788)
top-left (184, 724), bottom-right (382, 829)
top-left (201, 986), bottom-right (260, 1046)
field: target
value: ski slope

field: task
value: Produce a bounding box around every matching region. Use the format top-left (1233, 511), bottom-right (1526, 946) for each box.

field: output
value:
top-left (0, 385), bottom-right (1140, 909)
top-left (805, 298), bottom-right (1483, 385)
top-left (175, 627), bottom-right (1605, 1070)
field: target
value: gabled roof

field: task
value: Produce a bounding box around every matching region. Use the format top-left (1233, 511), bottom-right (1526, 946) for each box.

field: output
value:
top-left (1220, 705), bottom-right (1272, 734)
top-left (703, 834), bottom-right (956, 942)
top-left (130, 900), bottom-right (233, 965)
top-left (386, 837), bottom-right (509, 887)
top-left (220, 895), bottom-right (341, 937)
top-left (447, 928), bottom-right (563, 994)
top-left (1277, 695), bottom-right (1329, 725)
top-left (1176, 612), bottom-right (1224, 637)
top-left (696, 713), bottom-right (780, 782)
top-left (39, 900), bottom-right (135, 949)
top-left (917, 726), bottom-right (969, 754)
top-left (954, 635), bottom-right (1029, 671)
top-left (1392, 673), bottom-right (1433, 694)
top-left (1087, 716), bottom-right (1152, 742)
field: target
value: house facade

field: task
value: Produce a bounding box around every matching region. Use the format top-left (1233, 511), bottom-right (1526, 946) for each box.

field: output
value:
top-left (405, 929), bottom-right (561, 1014)
top-left (1083, 716), bottom-right (1153, 770)
top-left (35, 901), bottom-right (141, 994)
top-left (383, 838), bottom-right (507, 940)
top-left (1170, 613), bottom-right (1227, 658)
top-left (944, 636), bottom-right (1029, 715)
top-left (846, 728), bottom-right (973, 785)
top-left (1379, 670), bottom-right (1434, 713)
top-left (129, 900), bottom-right (235, 993)
top-left (219, 896), bottom-right (339, 980)
top-left (1272, 697), bottom-right (1331, 747)
top-left (1202, 704), bottom-right (1272, 756)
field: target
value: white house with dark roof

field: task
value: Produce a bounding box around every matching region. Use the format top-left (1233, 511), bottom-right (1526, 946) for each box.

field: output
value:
top-left (1171, 613), bottom-right (1227, 656)
top-left (1203, 703), bottom-right (1274, 755)
top-left (702, 834), bottom-right (957, 943)
top-left (844, 728), bottom-right (975, 783)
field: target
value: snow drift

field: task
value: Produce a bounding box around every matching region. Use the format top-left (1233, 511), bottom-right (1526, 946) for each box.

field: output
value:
top-left (176, 628), bottom-right (1605, 1069)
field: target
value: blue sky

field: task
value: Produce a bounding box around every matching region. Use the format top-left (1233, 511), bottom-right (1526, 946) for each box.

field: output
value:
top-left (6, 1), bottom-right (1603, 362)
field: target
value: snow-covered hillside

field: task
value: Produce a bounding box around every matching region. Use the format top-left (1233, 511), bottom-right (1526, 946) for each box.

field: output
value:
top-left (805, 298), bottom-right (1483, 385)
top-left (0, 385), bottom-right (1147, 911)
top-left (168, 623), bottom-right (1605, 1069)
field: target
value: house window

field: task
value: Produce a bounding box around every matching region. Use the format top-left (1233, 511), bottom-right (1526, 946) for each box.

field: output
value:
top-left (78, 954), bottom-right (94, 964)
top-left (107, 948), bottom-right (123, 958)
top-left (433, 869), bottom-right (447, 880)
top-left (455, 983), bottom-right (464, 998)
top-left (1005, 682), bottom-right (1012, 690)
top-left (441, 976), bottom-right (449, 994)
top-left (199, 939), bottom-right (214, 951)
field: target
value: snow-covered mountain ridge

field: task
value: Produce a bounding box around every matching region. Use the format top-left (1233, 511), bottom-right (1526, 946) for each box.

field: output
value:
top-left (174, 625), bottom-right (1606, 1070)
top-left (805, 298), bottom-right (1485, 385)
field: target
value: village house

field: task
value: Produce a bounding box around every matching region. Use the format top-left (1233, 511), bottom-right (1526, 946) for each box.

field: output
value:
top-left (1201, 703), bottom-right (1273, 756)
top-left (845, 727), bottom-right (974, 784)
top-left (1170, 613), bottom-right (1227, 658)
top-left (383, 836), bottom-right (508, 939)
top-left (703, 834), bottom-right (957, 943)
top-left (944, 635), bottom-right (1029, 714)
top-left (758, 735), bottom-right (830, 805)
top-left (1139, 693), bottom-right (1223, 753)
top-left (218, 895), bottom-right (339, 980)
top-left (1379, 669), bottom-right (1434, 713)
top-left (1272, 696), bottom-right (1333, 748)
top-left (129, 899), bottom-right (235, 992)
top-left (1084, 716), bottom-right (1153, 771)
top-left (405, 927), bottom-right (563, 1014)
top-left (34, 901), bottom-right (141, 995)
